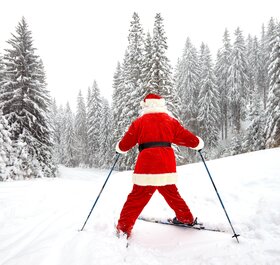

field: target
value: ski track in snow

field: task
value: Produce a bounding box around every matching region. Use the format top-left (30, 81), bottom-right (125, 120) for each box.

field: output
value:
top-left (0, 148), bottom-right (280, 265)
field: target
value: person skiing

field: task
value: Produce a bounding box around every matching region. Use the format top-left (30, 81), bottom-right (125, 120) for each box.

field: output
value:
top-left (115, 93), bottom-right (204, 238)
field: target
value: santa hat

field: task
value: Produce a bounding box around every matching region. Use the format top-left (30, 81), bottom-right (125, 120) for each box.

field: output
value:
top-left (140, 93), bottom-right (166, 108)
top-left (139, 93), bottom-right (169, 115)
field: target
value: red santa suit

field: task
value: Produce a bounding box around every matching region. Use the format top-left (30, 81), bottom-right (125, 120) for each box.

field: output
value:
top-left (116, 94), bottom-right (204, 237)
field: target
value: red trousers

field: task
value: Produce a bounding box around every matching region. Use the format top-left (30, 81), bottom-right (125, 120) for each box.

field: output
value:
top-left (117, 184), bottom-right (193, 236)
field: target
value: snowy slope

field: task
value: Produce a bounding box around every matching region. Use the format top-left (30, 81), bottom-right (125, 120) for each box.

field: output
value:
top-left (0, 148), bottom-right (280, 265)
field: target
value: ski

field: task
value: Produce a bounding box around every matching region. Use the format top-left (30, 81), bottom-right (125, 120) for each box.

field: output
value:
top-left (138, 216), bottom-right (224, 233)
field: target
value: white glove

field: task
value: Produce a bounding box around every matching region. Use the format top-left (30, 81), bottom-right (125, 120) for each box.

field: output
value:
top-left (115, 142), bottom-right (128, 154)
top-left (191, 136), bottom-right (204, 151)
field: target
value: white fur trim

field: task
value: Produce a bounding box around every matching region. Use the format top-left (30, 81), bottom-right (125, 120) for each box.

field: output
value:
top-left (139, 98), bottom-right (176, 116)
top-left (132, 173), bottom-right (178, 186)
top-left (140, 98), bottom-right (165, 108)
top-left (190, 136), bottom-right (204, 151)
top-left (140, 105), bottom-right (170, 115)
top-left (116, 142), bottom-right (128, 154)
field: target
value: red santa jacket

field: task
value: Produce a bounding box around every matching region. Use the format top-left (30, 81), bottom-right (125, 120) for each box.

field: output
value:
top-left (116, 109), bottom-right (204, 186)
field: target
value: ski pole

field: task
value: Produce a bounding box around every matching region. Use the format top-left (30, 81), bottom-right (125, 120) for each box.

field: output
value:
top-left (198, 150), bottom-right (240, 243)
top-left (80, 153), bottom-right (120, 231)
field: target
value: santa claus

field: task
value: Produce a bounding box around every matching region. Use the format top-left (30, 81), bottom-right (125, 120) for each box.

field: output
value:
top-left (116, 93), bottom-right (204, 238)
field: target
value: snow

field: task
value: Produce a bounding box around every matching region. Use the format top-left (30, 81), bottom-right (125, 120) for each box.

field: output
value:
top-left (1, 148), bottom-right (280, 265)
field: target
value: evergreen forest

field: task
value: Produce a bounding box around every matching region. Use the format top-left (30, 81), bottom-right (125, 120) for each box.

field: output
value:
top-left (0, 14), bottom-right (279, 180)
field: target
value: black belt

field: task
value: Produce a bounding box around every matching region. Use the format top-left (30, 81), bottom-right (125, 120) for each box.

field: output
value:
top-left (138, 142), bottom-right (171, 152)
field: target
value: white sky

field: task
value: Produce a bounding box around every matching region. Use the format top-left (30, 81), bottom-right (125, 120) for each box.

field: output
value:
top-left (0, 0), bottom-right (279, 110)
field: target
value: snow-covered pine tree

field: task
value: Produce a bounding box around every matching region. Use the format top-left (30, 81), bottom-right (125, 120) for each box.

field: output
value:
top-left (227, 129), bottom-right (244, 156)
top-left (215, 29), bottom-right (232, 140)
top-left (125, 13), bottom-right (145, 169)
top-left (264, 18), bottom-right (277, 109)
top-left (0, 17), bottom-right (56, 178)
top-left (75, 90), bottom-right (88, 166)
top-left (242, 85), bottom-right (265, 152)
top-left (85, 87), bottom-right (92, 166)
top-left (50, 101), bottom-right (65, 164)
top-left (141, 31), bottom-right (153, 90)
top-left (197, 43), bottom-right (220, 158)
top-left (246, 35), bottom-right (264, 120)
top-left (127, 12), bottom-right (145, 110)
top-left (99, 97), bottom-right (113, 168)
top-left (265, 22), bottom-right (280, 148)
top-left (111, 62), bottom-right (123, 150)
top-left (252, 36), bottom-right (264, 108)
top-left (63, 103), bottom-right (78, 167)
top-left (111, 61), bottom-right (132, 170)
top-left (144, 13), bottom-right (181, 120)
top-left (259, 24), bottom-right (270, 110)
top-left (87, 80), bottom-right (102, 168)
top-left (246, 34), bottom-right (255, 116)
top-left (227, 27), bottom-right (250, 134)
top-left (111, 13), bottom-right (146, 170)
top-left (0, 112), bottom-right (13, 181)
top-left (49, 99), bottom-right (59, 164)
top-left (16, 129), bottom-right (48, 179)
top-left (0, 53), bottom-right (4, 87)
top-left (116, 51), bottom-right (137, 170)
top-left (176, 37), bottom-right (201, 132)
top-left (173, 38), bottom-right (201, 163)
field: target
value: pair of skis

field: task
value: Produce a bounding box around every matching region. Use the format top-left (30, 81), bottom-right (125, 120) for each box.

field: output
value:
top-left (122, 216), bottom-right (224, 248)
top-left (137, 216), bottom-right (224, 233)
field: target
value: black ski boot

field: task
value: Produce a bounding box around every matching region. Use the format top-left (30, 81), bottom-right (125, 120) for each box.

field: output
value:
top-left (172, 217), bottom-right (198, 226)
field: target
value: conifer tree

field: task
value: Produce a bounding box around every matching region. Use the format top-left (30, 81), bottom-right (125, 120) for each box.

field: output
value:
top-left (84, 87), bottom-right (92, 166)
top-left (63, 103), bottom-right (78, 167)
top-left (264, 18), bottom-right (277, 109)
top-left (0, 53), bottom-right (4, 87)
top-left (173, 38), bottom-right (201, 163)
top-left (176, 37), bottom-right (200, 131)
top-left (75, 90), bottom-right (88, 166)
top-left (121, 13), bottom-right (146, 170)
top-left (227, 27), bottom-right (250, 134)
top-left (227, 130), bottom-right (243, 156)
top-left (242, 85), bottom-right (265, 152)
top-left (246, 34), bottom-right (255, 116)
top-left (111, 14), bottom-right (146, 170)
top-left (116, 51), bottom-right (137, 170)
top-left (141, 32), bottom-right (153, 89)
top-left (52, 102), bottom-right (65, 164)
top-left (144, 13), bottom-right (181, 119)
top-left (99, 98), bottom-right (112, 168)
top-left (49, 99), bottom-right (60, 164)
top-left (111, 62), bottom-right (124, 154)
top-left (127, 12), bottom-right (145, 110)
top-left (0, 17), bottom-right (56, 178)
top-left (252, 36), bottom-right (264, 106)
top-left (246, 35), bottom-right (263, 119)
top-left (87, 80), bottom-right (102, 167)
top-left (0, 113), bottom-right (13, 181)
top-left (259, 25), bottom-right (269, 110)
top-left (112, 60), bottom-right (137, 170)
top-left (265, 22), bottom-right (280, 148)
top-left (197, 43), bottom-right (220, 157)
top-left (215, 29), bottom-right (232, 140)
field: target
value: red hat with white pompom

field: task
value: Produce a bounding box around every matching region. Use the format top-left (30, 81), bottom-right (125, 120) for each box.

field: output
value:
top-left (140, 93), bottom-right (166, 108)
